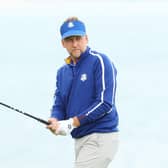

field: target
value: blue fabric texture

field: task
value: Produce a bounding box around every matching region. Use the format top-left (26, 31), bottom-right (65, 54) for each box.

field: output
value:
top-left (60, 20), bottom-right (86, 39)
top-left (51, 47), bottom-right (119, 138)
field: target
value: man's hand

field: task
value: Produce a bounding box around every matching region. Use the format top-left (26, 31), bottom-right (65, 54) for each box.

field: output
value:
top-left (56, 118), bottom-right (76, 136)
top-left (47, 118), bottom-right (77, 136)
top-left (47, 118), bottom-right (59, 134)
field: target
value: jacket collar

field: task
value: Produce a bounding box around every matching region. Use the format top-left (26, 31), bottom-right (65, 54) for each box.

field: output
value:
top-left (64, 46), bottom-right (90, 65)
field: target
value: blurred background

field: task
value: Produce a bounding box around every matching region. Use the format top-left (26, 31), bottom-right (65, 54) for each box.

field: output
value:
top-left (0, 0), bottom-right (168, 167)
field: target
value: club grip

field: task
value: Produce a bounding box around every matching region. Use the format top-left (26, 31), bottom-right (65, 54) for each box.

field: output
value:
top-left (21, 112), bottom-right (50, 125)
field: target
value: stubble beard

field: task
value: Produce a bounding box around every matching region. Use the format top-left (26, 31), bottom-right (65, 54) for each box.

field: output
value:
top-left (70, 49), bottom-right (82, 59)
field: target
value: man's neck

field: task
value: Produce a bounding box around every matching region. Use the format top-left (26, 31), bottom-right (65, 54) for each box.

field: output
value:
top-left (71, 56), bottom-right (80, 65)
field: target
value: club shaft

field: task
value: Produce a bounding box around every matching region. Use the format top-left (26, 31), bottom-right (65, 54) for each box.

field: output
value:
top-left (0, 102), bottom-right (49, 125)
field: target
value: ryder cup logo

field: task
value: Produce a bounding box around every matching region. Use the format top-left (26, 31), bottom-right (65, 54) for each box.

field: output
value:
top-left (80, 73), bottom-right (87, 82)
top-left (68, 22), bottom-right (74, 28)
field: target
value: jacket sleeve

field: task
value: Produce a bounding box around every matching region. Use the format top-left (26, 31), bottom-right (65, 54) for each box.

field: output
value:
top-left (77, 55), bottom-right (117, 126)
top-left (50, 69), bottom-right (66, 120)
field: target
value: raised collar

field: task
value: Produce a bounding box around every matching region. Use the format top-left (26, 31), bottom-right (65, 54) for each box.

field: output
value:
top-left (64, 46), bottom-right (90, 65)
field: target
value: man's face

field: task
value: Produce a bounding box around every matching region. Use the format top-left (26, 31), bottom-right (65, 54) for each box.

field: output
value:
top-left (62, 35), bottom-right (88, 59)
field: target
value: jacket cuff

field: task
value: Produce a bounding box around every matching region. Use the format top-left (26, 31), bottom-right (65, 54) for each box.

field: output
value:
top-left (77, 114), bottom-right (89, 126)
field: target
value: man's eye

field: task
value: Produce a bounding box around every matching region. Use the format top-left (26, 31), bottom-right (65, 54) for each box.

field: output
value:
top-left (65, 38), bottom-right (72, 42)
top-left (76, 37), bottom-right (82, 40)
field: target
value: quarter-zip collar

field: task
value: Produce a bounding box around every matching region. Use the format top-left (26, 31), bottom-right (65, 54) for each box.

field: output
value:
top-left (64, 46), bottom-right (90, 66)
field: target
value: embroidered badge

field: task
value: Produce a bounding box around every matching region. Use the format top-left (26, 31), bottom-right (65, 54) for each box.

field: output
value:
top-left (68, 22), bottom-right (74, 28)
top-left (80, 74), bottom-right (87, 82)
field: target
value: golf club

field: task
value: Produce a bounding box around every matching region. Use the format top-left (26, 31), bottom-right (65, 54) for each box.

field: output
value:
top-left (0, 102), bottom-right (50, 125)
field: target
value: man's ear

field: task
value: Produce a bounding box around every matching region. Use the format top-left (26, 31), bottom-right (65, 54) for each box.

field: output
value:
top-left (61, 40), bottom-right (66, 48)
top-left (85, 35), bottom-right (89, 44)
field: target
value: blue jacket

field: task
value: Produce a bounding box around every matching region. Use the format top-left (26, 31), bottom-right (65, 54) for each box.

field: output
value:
top-left (51, 47), bottom-right (119, 138)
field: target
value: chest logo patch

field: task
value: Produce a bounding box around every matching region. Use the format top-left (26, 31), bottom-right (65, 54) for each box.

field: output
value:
top-left (80, 73), bottom-right (87, 82)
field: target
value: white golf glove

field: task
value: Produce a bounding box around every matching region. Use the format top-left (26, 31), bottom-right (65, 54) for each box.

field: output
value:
top-left (55, 118), bottom-right (76, 136)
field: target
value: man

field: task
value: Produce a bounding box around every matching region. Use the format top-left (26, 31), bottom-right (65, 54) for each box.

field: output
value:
top-left (47, 16), bottom-right (119, 168)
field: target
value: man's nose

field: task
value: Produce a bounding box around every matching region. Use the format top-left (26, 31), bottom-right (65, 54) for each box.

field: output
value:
top-left (72, 39), bottom-right (78, 46)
